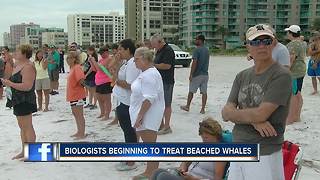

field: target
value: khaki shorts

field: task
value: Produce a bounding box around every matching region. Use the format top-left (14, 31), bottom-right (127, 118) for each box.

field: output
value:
top-left (189, 75), bottom-right (209, 94)
top-left (35, 78), bottom-right (51, 91)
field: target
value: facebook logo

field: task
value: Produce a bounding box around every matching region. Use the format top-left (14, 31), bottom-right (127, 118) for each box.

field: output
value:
top-left (27, 143), bottom-right (54, 161)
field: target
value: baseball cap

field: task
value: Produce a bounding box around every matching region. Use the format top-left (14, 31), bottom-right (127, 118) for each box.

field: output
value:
top-left (246, 24), bottom-right (275, 41)
top-left (284, 25), bottom-right (301, 33)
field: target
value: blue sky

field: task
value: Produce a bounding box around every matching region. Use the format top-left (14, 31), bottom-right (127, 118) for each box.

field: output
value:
top-left (0, 0), bottom-right (124, 45)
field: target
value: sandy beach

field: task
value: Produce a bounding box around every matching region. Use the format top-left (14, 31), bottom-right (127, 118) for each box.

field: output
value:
top-left (0, 56), bottom-right (319, 180)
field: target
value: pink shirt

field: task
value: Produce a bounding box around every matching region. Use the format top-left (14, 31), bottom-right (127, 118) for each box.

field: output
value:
top-left (95, 58), bottom-right (112, 85)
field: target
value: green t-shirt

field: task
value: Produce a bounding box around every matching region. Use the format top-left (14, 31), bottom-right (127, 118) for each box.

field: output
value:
top-left (287, 40), bottom-right (306, 79)
top-left (48, 51), bottom-right (60, 71)
top-left (227, 63), bottom-right (292, 155)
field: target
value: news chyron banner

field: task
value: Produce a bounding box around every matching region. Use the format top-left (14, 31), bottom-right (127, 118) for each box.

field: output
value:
top-left (24, 143), bottom-right (259, 162)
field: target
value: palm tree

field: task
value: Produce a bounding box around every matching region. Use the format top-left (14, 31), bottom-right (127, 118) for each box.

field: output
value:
top-left (312, 18), bottom-right (320, 31)
top-left (216, 25), bottom-right (230, 49)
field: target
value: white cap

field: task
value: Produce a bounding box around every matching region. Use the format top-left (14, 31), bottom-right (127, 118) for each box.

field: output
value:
top-left (285, 25), bottom-right (301, 33)
top-left (246, 24), bottom-right (275, 41)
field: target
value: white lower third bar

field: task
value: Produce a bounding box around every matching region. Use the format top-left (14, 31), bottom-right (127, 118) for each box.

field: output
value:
top-left (58, 156), bottom-right (259, 161)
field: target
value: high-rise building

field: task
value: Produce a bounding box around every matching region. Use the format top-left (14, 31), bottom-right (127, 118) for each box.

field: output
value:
top-left (125, 0), bottom-right (180, 43)
top-left (180, 0), bottom-right (320, 49)
top-left (42, 32), bottom-right (68, 49)
top-left (67, 12), bottom-right (125, 47)
top-left (10, 22), bottom-right (40, 49)
top-left (19, 27), bottom-right (65, 49)
top-left (3, 32), bottom-right (10, 47)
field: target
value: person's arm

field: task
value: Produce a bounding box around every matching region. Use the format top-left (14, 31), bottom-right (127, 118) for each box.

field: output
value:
top-left (154, 63), bottom-right (171, 70)
top-left (189, 59), bottom-right (198, 81)
top-left (117, 60), bottom-right (140, 90)
top-left (2, 65), bottom-right (35, 91)
top-left (133, 99), bottom-right (152, 128)
top-left (178, 162), bottom-right (192, 172)
top-left (74, 65), bottom-right (86, 86)
top-left (154, 49), bottom-right (174, 70)
top-left (214, 162), bottom-right (227, 180)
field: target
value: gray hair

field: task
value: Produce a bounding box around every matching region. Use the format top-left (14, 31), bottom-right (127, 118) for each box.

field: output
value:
top-left (150, 34), bottom-right (165, 44)
top-left (135, 47), bottom-right (154, 64)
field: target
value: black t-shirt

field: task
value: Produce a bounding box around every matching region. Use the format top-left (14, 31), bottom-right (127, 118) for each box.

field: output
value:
top-left (154, 44), bottom-right (175, 84)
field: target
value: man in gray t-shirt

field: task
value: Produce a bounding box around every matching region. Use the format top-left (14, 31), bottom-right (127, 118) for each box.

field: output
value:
top-left (223, 24), bottom-right (292, 180)
top-left (180, 34), bottom-right (209, 114)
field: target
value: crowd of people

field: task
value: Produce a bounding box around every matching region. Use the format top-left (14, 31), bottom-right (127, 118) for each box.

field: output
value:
top-left (0, 22), bottom-right (319, 180)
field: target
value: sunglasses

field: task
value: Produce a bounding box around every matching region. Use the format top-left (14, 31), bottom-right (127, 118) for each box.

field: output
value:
top-left (248, 38), bottom-right (273, 46)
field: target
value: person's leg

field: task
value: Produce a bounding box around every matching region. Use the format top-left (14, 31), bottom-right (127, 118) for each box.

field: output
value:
top-left (36, 90), bottom-right (43, 111)
top-left (200, 76), bottom-right (209, 114)
top-left (43, 89), bottom-right (50, 111)
top-left (88, 87), bottom-right (94, 105)
top-left (200, 93), bottom-right (207, 114)
top-left (296, 77), bottom-right (304, 121)
top-left (163, 84), bottom-right (173, 130)
top-left (163, 106), bottom-right (172, 129)
top-left (0, 86), bottom-right (3, 100)
top-left (71, 105), bottom-right (86, 138)
top-left (104, 93), bottom-right (112, 120)
top-left (134, 130), bottom-right (158, 179)
top-left (116, 103), bottom-right (137, 166)
top-left (100, 94), bottom-right (108, 121)
top-left (12, 114), bottom-right (36, 160)
top-left (286, 95), bottom-right (299, 124)
top-left (96, 93), bottom-right (105, 118)
top-left (311, 77), bottom-right (318, 95)
top-left (181, 77), bottom-right (199, 111)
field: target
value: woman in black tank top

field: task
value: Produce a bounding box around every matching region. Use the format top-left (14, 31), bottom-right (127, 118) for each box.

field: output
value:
top-left (1, 45), bottom-right (37, 160)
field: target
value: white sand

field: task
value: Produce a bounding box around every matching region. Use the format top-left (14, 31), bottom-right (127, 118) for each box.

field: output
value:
top-left (0, 56), bottom-right (319, 180)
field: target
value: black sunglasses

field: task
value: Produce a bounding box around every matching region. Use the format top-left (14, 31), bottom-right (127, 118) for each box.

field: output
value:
top-left (247, 38), bottom-right (273, 46)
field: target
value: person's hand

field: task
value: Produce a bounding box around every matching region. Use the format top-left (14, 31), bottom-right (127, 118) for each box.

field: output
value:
top-left (114, 53), bottom-right (121, 61)
top-left (221, 104), bottom-right (236, 122)
top-left (134, 114), bottom-right (143, 128)
top-left (247, 53), bottom-right (253, 61)
top-left (1, 78), bottom-right (12, 87)
top-left (178, 163), bottom-right (188, 173)
top-left (252, 121), bottom-right (277, 137)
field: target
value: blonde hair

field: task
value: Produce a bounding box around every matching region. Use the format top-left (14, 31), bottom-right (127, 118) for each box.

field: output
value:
top-left (17, 44), bottom-right (33, 59)
top-left (67, 51), bottom-right (80, 64)
top-left (135, 47), bottom-right (154, 64)
top-left (199, 117), bottom-right (222, 140)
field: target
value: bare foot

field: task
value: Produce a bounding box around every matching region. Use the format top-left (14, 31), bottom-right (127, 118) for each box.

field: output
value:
top-left (37, 107), bottom-right (42, 111)
top-left (311, 91), bottom-right (318, 95)
top-left (12, 152), bottom-right (24, 160)
top-left (73, 134), bottom-right (87, 140)
top-left (101, 116), bottom-right (112, 121)
top-left (180, 105), bottom-right (189, 112)
top-left (70, 133), bottom-right (80, 137)
top-left (108, 119), bottom-right (118, 125)
top-left (200, 109), bottom-right (205, 114)
top-left (43, 108), bottom-right (49, 112)
top-left (97, 114), bottom-right (105, 118)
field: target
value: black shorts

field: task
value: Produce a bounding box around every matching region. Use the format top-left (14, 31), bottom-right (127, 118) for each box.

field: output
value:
top-left (96, 82), bottom-right (112, 94)
top-left (70, 98), bottom-right (86, 107)
top-left (13, 102), bottom-right (37, 116)
top-left (0, 80), bottom-right (3, 87)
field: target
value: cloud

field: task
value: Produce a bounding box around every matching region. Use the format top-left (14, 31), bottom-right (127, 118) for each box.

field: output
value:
top-left (0, 0), bottom-right (124, 45)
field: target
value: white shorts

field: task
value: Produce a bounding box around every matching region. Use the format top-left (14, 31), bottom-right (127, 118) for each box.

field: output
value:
top-left (228, 150), bottom-right (284, 180)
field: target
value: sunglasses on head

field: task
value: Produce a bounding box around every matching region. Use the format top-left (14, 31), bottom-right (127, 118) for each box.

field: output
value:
top-left (248, 38), bottom-right (273, 46)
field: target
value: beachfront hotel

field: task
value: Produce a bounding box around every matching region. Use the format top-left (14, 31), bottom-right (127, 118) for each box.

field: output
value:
top-left (67, 12), bottom-right (125, 47)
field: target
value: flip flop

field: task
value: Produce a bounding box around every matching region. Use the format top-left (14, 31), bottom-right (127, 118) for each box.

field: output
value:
top-left (180, 105), bottom-right (189, 112)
